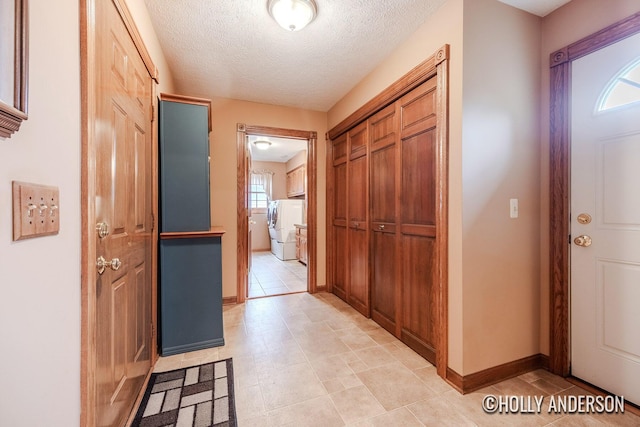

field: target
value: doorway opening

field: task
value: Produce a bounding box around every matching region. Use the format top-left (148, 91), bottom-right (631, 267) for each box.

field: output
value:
top-left (236, 124), bottom-right (318, 304)
top-left (248, 135), bottom-right (308, 298)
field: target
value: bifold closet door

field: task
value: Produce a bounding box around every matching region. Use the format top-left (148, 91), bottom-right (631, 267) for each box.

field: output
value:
top-left (331, 133), bottom-right (348, 301)
top-left (369, 104), bottom-right (400, 334)
top-left (347, 122), bottom-right (370, 316)
top-left (399, 78), bottom-right (438, 364)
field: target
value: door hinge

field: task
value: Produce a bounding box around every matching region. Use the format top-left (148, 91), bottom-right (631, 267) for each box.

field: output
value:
top-left (151, 212), bottom-right (155, 232)
top-left (151, 104), bottom-right (156, 122)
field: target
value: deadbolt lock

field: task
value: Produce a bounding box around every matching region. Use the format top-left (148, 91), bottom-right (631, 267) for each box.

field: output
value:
top-left (577, 213), bottom-right (592, 225)
top-left (96, 222), bottom-right (110, 239)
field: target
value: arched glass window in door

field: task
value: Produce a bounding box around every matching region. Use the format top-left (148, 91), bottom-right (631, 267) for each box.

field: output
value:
top-left (598, 57), bottom-right (640, 112)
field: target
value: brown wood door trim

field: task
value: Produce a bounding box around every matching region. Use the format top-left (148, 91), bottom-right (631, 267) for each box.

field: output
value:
top-left (548, 12), bottom-right (640, 376)
top-left (236, 124), bottom-right (318, 304)
top-left (326, 45), bottom-right (450, 379)
top-left (80, 0), bottom-right (159, 425)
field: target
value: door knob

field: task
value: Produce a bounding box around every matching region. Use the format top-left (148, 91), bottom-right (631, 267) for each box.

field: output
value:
top-left (573, 235), bottom-right (592, 247)
top-left (97, 256), bottom-right (122, 275)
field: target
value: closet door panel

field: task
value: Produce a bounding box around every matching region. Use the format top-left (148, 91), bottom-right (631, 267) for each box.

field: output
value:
top-left (349, 121), bottom-right (368, 159)
top-left (333, 133), bottom-right (348, 164)
top-left (370, 105), bottom-right (399, 333)
top-left (401, 130), bottom-right (436, 227)
top-left (400, 78), bottom-right (437, 138)
top-left (371, 229), bottom-right (397, 332)
top-left (371, 144), bottom-right (396, 223)
top-left (334, 162), bottom-right (347, 223)
top-left (331, 132), bottom-right (348, 301)
top-left (348, 225), bottom-right (368, 315)
top-left (332, 225), bottom-right (347, 300)
top-left (398, 78), bottom-right (438, 364)
top-left (348, 151), bottom-right (369, 316)
top-left (348, 155), bottom-right (367, 222)
top-left (400, 235), bottom-right (436, 364)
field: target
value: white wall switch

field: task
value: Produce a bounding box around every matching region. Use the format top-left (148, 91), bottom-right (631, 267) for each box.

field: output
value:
top-left (510, 198), bottom-right (519, 219)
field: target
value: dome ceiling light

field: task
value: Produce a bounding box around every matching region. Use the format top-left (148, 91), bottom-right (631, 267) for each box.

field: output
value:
top-left (253, 139), bottom-right (272, 150)
top-left (267, 0), bottom-right (318, 32)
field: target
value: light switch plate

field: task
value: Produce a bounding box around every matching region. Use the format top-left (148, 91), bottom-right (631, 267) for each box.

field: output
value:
top-left (510, 198), bottom-right (519, 219)
top-left (12, 181), bottom-right (60, 241)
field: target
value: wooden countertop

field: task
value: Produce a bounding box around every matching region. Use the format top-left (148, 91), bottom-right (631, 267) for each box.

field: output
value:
top-left (294, 224), bottom-right (307, 229)
top-left (160, 226), bottom-right (226, 240)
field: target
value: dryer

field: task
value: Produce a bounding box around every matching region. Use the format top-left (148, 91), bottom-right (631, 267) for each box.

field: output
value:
top-left (267, 199), bottom-right (303, 260)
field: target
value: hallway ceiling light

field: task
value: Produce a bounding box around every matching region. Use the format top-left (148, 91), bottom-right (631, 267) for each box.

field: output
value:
top-left (267, 0), bottom-right (318, 32)
top-left (254, 140), bottom-right (272, 150)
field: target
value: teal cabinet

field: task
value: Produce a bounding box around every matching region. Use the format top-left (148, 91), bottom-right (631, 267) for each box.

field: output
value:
top-left (159, 231), bottom-right (224, 355)
top-left (158, 94), bottom-right (224, 356)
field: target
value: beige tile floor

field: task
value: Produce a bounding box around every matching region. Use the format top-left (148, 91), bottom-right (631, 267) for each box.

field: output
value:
top-left (248, 251), bottom-right (307, 298)
top-left (154, 292), bottom-right (640, 426)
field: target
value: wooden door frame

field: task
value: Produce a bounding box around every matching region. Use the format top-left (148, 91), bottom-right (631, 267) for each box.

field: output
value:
top-left (236, 124), bottom-right (318, 304)
top-left (80, 0), bottom-right (159, 425)
top-left (548, 12), bottom-right (640, 376)
top-left (326, 45), bottom-right (449, 378)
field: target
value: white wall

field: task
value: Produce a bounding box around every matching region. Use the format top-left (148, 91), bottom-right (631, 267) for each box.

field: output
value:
top-left (0, 0), bottom-right (173, 425)
top-left (0, 2), bottom-right (81, 425)
top-left (0, 0), bottom-right (80, 426)
top-left (461, 0), bottom-right (542, 374)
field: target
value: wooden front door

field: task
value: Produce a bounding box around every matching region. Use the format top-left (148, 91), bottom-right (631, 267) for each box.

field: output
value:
top-left (92, 0), bottom-right (154, 425)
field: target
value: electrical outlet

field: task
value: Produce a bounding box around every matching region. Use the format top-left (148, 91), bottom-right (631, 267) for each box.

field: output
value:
top-left (12, 181), bottom-right (60, 241)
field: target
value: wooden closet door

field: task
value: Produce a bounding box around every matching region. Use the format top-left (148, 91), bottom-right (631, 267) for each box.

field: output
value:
top-left (399, 78), bottom-right (438, 364)
top-left (331, 133), bottom-right (348, 301)
top-left (347, 122), bottom-right (370, 316)
top-left (369, 104), bottom-right (400, 334)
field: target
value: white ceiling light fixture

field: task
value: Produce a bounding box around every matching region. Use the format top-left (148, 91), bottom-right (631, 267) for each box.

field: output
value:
top-left (253, 139), bottom-right (272, 150)
top-left (267, 0), bottom-right (318, 32)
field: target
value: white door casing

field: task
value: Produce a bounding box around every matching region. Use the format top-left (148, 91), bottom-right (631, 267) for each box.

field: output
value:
top-left (571, 32), bottom-right (640, 405)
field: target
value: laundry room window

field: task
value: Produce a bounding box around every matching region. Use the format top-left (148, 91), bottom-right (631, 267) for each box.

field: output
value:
top-left (250, 171), bottom-right (273, 212)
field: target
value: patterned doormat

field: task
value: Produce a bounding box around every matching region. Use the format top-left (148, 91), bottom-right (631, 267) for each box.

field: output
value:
top-left (132, 358), bottom-right (237, 427)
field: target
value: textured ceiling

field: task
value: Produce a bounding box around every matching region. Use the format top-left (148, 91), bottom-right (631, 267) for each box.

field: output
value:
top-left (144, 0), bottom-right (448, 111)
top-left (144, 0), bottom-right (571, 113)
